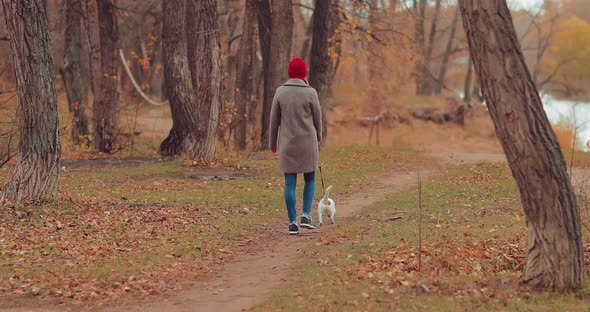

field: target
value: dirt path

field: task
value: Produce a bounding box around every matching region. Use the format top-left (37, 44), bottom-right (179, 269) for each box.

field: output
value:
top-left (88, 168), bottom-right (430, 312)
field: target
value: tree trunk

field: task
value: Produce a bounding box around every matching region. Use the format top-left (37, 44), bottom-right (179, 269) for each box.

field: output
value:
top-left (367, 0), bottom-right (379, 114)
top-left (93, 0), bottom-right (120, 153)
top-left (159, 0), bottom-right (199, 157)
top-left (219, 0), bottom-right (242, 145)
top-left (185, 0), bottom-right (222, 161)
top-left (420, 0), bottom-right (441, 95)
top-left (414, 0), bottom-right (427, 95)
top-left (459, 0), bottom-right (583, 290)
top-left (234, 0), bottom-right (258, 150)
top-left (60, 0), bottom-right (91, 147)
top-left (82, 0), bottom-right (100, 95)
top-left (425, 0), bottom-right (442, 65)
top-left (300, 14), bottom-right (314, 62)
top-left (257, 0), bottom-right (272, 103)
top-left (435, 6), bottom-right (459, 95)
top-left (463, 56), bottom-right (473, 103)
top-left (259, 0), bottom-right (293, 149)
top-left (256, 0), bottom-right (271, 150)
top-left (1, 0), bottom-right (60, 202)
top-left (309, 0), bottom-right (337, 146)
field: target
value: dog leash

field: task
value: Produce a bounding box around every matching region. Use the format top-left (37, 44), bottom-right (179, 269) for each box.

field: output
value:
top-left (318, 163), bottom-right (326, 194)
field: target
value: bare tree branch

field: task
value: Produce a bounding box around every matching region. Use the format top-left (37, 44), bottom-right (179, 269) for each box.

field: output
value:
top-left (293, 2), bottom-right (314, 11)
top-left (538, 59), bottom-right (571, 89)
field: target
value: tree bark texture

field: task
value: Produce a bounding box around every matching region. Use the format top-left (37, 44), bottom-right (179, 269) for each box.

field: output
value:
top-left (159, 0), bottom-right (199, 157)
top-left (93, 0), bottom-right (120, 153)
top-left (309, 0), bottom-right (337, 146)
top-left (234, 0), bottom-right (258, 150)
top-left (185, 0), bottom-right (222, 162)
top-left (259, 0), bottom-right (293, 149)
top-left (435, 6), bottom-right (459, 95)
top-left (1, 0), bottom-right (60, 202)
top-left (60, 0), bottom-right (91, 147)
top-left (459, 0), bottom-right (583, 290)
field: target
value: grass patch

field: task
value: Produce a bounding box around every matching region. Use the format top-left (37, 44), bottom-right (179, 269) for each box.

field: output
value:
top-left (253, 162), bottom-right (590, 312)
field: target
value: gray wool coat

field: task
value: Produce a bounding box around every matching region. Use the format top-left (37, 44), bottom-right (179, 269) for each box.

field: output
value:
top-left (269, 78), bottom-right (322, 173)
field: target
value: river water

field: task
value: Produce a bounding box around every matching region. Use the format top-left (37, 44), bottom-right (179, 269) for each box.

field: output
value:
top-left (541, 94), bottom-right (590, 151)
top-left (456, 91), bottom-right (590, 151)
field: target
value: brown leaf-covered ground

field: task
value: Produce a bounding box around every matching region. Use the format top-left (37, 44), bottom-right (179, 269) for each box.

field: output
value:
top-left (0, 146), bottom-right (429, 308)
top-left (3, 146), bottom-right (590, 311)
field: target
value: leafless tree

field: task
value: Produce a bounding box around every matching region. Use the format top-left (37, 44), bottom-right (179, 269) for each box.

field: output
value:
top-left (435, 6), bottom-right (460, 95)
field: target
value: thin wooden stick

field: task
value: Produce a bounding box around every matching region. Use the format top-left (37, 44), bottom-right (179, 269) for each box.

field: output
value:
top-left (130, 100), bottom-right (140, 155)
top-left (569, 105), bottom-right (577, 179)
top-left (418, 165), bottom-right (423, 272)
top-left (376, 118), bottom-right (380, 146)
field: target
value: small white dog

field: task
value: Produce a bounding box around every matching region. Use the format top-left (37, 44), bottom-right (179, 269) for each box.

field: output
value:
top-left (318, 185), bottom-right (336, 226)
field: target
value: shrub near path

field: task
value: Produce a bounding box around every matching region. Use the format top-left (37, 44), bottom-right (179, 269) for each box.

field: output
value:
top-left (0, 146), bottom-right (429, 309)
top-left (253, 162), bottom-right (590, 312)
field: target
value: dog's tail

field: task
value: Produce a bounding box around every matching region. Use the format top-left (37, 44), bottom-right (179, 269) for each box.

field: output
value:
top-left (323, 185), bottom-right (333, 204)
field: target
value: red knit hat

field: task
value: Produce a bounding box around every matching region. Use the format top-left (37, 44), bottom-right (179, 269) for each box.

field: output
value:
top-left (288, 57), bottom-right (307, 79)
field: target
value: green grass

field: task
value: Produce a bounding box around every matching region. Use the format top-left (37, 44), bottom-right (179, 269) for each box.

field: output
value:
top-left (60, 145), bottom-right (424, 208)
top-left (252, 162), bottom-right (590, 312)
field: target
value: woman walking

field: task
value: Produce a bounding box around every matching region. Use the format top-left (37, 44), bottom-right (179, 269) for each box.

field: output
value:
top-left (269, 57), bottom-right (322, 235)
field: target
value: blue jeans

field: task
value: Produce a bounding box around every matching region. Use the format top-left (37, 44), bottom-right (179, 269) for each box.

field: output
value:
top-left (284, 171), bottom-right (315, 224)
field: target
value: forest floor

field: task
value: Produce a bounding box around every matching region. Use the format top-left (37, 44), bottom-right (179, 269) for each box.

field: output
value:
top-left (2, 148), bottom-right (590, 311)
top-left (0, 145), bottom-right (431, 311)
top-left (3, 101), bottom-right (590, 311)
top-left (252, 153), bottom-right (590, 312)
